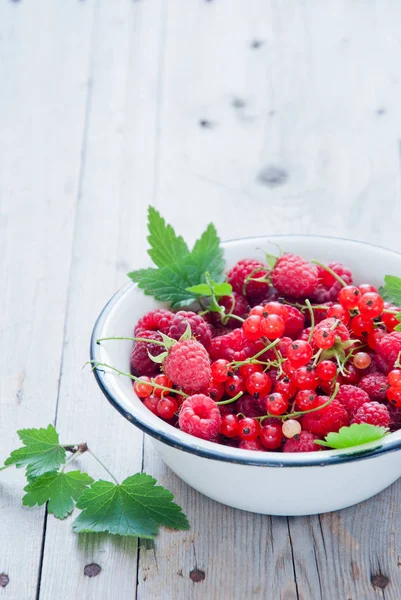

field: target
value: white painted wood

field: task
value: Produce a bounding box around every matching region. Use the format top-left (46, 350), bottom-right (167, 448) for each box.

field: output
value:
top-left (37, 1), bottom-right (165, 598)
top-left (0, 1), bottom-right (95, 598)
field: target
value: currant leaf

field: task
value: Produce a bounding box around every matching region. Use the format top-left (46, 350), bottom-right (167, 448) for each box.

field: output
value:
top-left (146, 206), bottom-right (190, 271)
top-left (379, 275), bottom-right (401, 305)
top-left (72, 473), bottom-right (190, 538)
top-left (22, 470), bottom-right (94, 519)
top-left (315, 423), bottom-right (388, 449)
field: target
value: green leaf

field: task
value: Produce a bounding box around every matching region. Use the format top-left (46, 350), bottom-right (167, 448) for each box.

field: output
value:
top-left (128, 266), bottom-right (197, 308)
top-left (395, 323), bottom-right (401, 332)
top-left (185, 283), bottom-right (213, 296)
top-left (190, 223), bottom-right (225, 282)
top-left (3, 425), bottom-right (66, 478)
top-left (379, 275), bottom-right (401, 305)
top-left (147, 350), bottom-right (168, 364)
top-left (146, 206), bottom-right (189, 271)
top-left (72, 473), bottom-right (190, 538)
top-left (186, 281), bottom-right (232, 298)
top-left (265, 252), bottom-right (278, 269)
top-left (315, 423), bottom-right (388, 449)
top-left (22, 470), bottom-right (94, 519)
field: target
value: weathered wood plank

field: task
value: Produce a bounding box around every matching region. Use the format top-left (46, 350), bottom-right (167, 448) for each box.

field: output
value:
top-left (0, 1), bottom-right (94, 598)
top-left (37, 1), bottom-right (165, 598)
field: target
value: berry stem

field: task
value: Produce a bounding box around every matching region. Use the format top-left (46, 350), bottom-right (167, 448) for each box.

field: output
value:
top-left (87, 448), bottom-right (120, 485)
top-left (305, 299), bottom-right (315, 343)
top-left (88, 361), bottom-right (188, 397)
top-left (96, 336), bottom-right (167, 347)
top-left (394, 352), bottom-right (401, 369)
top-left (311, 260), bottom-right (347, 287)
top-left (61, 447), bottom-right (85, 471)
top-left (216, 391), bottom-right (244, 405)
top-left (229, 338), bottom-right (281, 367)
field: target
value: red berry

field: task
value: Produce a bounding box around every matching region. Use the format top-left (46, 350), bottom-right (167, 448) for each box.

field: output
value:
top-left (271, 254), bottom-right (318, 299)
top-left (209, 328), bottom-right (263, 362)
top-left (133, 376), bottom-right (153, 398)
top-left (367, 329), bottom-right (385, 350)
top-left (337, 363), bottom-right (361, 386)
top-left (179, 394), bottom-right (222, 440)
top-left (336, 384), bottom-right (370, 417)
top-left (131, 331), bottom-right (165, 377)
top-left (239, 438), bottom-right (265, 451)
top-left (358, 292), bottom-right (384, 319)
top-left (316, 360), bottom-right (337, 381)
top-left (249, 305), bottom-right (264, 317)
top-left (382, 311), bottom-right (401, 333)
top-left (143, 395), bottom-right (159, 415)
top-left (238, 418), bottom-right (261, 441)
top-left (153, 374), bottom-right (173, 397)
top-left (301, 397), bottom-right (349, 436)
top-left (214, 292), bottom-right (249, 329)
top-left (260, 422), bottom-right (283, 449)
top-left (168, 310), bottom-right (212, 348)
top-left (283, 431), bottom-right (320, 452)
top-left (225, 374), bottom-right (246, 397)
top-left (313, 263), bottom-right (354, 303)
top-left (338, 285), bottom-right (361, 309)
top-left (220, 414), bottom-right (239, 438)
top-left (206, 378), bottom-right (225, 401)
top-left (358, 284), bottom-right (378, 294)
top-left (313, 328), bottom-right (336, 349)
top-left (293, 366), bottom-right (318, 390)
top-left (353, 352), bottom-right (372, 370)
top-left (260, 314), bottom-right (285, 339)
top-left (351, 401), bottom-right (390, 428)
top-left (282, 360), bottom-right (297, 376)
top-left (243, 315), bottom-right (263, 341)
top-left (262, 301), bottom-right (289, 322)
top-left (227, 259), bottom-right (269, 300)
top-left (135, 309), bottom-right (174, 335)
top-left (286, 341), bottom-right (313, 368)
top-left (239, 363), bottom-right (263, 378)
top-left (246, 371), bottom-right (272, 398)
top-left (266, 392), bottom-right (289, 415)
top-left (282, 419), bottom-right (302, 439)
top-left (283, 306), bottom-right (305, 339)
top-left (326, 303), bottom-right (350, 325)
top-left (387, 386), bottom-right (401, 408)
top-left (211, 359), bottom-right (231, 383)
top-left (157, 396), bottom-right (178, 420)
top-left (376, 332), bottom-right (401, 369)
top-left (274, 377), bottom-right (297, 400)
top-left (164, 339), bottom-right (212, 393)
top-left (295, 390), bottom-right (319, 410)
top-left (359, 373), bottom-right (389, 402)
top-left (350, 315), bottom-right (374, 337)
top-left (389, 370), bottom-right (401, 387)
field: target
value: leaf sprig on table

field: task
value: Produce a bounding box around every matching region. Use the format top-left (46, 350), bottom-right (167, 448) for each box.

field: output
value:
top-left (1, 424), bottom-right (189, 538)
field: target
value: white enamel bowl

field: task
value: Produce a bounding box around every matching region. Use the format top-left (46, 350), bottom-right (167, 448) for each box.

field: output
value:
top-left (91, 236), bottom-right (401, 516)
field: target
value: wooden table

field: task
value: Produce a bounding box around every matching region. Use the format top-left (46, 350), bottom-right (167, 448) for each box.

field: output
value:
top-left (1, 1), bottom-right (401, 598)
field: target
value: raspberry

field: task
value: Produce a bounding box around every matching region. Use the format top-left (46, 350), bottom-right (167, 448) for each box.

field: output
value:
top-left (312, 263), bottom-right (353, 303)
top-left (168, 311), bottom-right (212, 348)
top-left (301, 397), bottom-right (349, 436)
top-left (130, 331), bottom-right (165, 377)
top-left (178, 394), bottom-right (221, 441)
top-left (227, 259), bottom-right (269, 301)
top-left (336, 385), bottom-right (370, 417)
top-left (358, 373), bottom-right (389, 402)
top-left (164, 340), bottom-right (211, 393)
top-left (134, 309), bottom-right (174, 335)
top-left (376, 332), bottom-right (401, 369)
top-left (212, 292), bottom-right (249, 329)
top-left (283, 431), bottom-right (320, 452)
top-left (387, 403), bottom-right (401, 431)
top-left (271, 254), bottom-right (318, 299)
top-left (232, 395), bottom-right (265, 418)
top-left (209, 328), bottom-right (262, 362)
top-left (351, 401), bottom-right (390, 428)
top-left (239, 439), bottom-right (266, 451)
top-left (283, 306), bottom-right (305, 339)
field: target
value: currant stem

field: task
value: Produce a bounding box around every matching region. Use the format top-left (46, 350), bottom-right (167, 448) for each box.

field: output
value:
top-left (96, 336), bottom-right (167, 347)
top-left (89, 361), bottom-right (188, 397)
top-left (229, 338), bottom-right (281, 367)
top-left (394, 351), bottom-right (401, 369)
top-left (311, 260), bottom-right (347, 287)
top-left (216, 391), bottom-right (244, 405)
top-left (62, 448), bottom-right (83, 471)
top-left (305, 299), bottom-right (315, 343)
top-left (87, 448), bottom-right (120, 485)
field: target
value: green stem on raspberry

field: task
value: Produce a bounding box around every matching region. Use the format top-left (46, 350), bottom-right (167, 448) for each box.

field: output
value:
top-left (311, 260), bottom-right (347, 287)
top-left (216, 391), bottom-right (244, 406)
top-left (87, 361), bottom-right (188, 397)
top-left (305, 299), bottom-right (315, 344)
top-left (96, 336), bottom-right (167, 347)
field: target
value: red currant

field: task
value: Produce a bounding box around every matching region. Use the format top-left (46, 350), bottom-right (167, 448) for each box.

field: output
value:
top-left (353, 352), bottom-right (372, 370)
top-left (293, 366), bottom-right (318, 390)
top-left (367, 329), bottom-right (385, 350)
top-left (358, 283), bottom-right (378, 294)
top-left (327, 303), bottom-right (350, 325)
top-left (134, 376), bottom-right (153, 398)
top-left (316, 360), bottom-right (337, 381)
top-left (337, 362), bottom-right (361, 385)
top-left (318, 378), bottom-right (336, 394)
top-left (282, 419), bottom-right (302, 439)
top-left (274, 377), bottom-right (297, 400)
top-left (350, 315), bottom-right (374, 337)
top-left (143, 395), bottom-right (159, 414)
top-left (157, 396), bottom-right (178, 419)
top-left (313, 328), bottom-right (336, 350)
top-left (207, 378), bottom-right (225, 401)
top-left (262, 301), bottom-right (289, 322)
top-left (358, 292), bottom-right (384, 319)
top-left (243, 315), bottom-right (263, 341)
top-left (220, 414), bottom-right (239, 438)
top-left (153, 374), bottom-right (173, 397)
top-left (338, 285), bottom-right (361, 309)
top-left (238, 418), bottom-right (261, 441)
top-left (387, 386), bottom-right (401, 408)
top-left (388, 370), bottom-right (401, 387)
top-left (239, 363), bottom-right (263, 379)
top-left (225, 374), bottom-right (246, 397)
top-left (246, 371), bottom-right (272, 398)
top-left (249, 305), bottom-right (264, 317)
top-left (286, 341), bottom-right (313, 368)
top-left (282, 360), bottom-right (297, 376)
top-left (260, 314), bottom-right (285, 339)
top-left (265, 392), bottom-right (289, 415)
top-left (211, 359), bottom-right (231, 383)
top-left (260, 422), bottom-right (283, 449)
top-left (295, 390), bottom-right (319, 410)
top-left (382, 311), bottom-right (401, 333)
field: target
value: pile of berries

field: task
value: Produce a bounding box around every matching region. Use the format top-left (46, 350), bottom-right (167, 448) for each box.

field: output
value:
top-left (129, 254), bottom-right (401, 453)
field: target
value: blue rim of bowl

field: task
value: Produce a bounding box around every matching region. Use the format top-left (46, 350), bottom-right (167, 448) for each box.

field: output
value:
top-left (91, 234), bottom-right (401, 468)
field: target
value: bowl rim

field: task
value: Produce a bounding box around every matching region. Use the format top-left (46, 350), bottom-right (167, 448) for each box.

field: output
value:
top-left (91, 234), bottom-right (401, 468)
